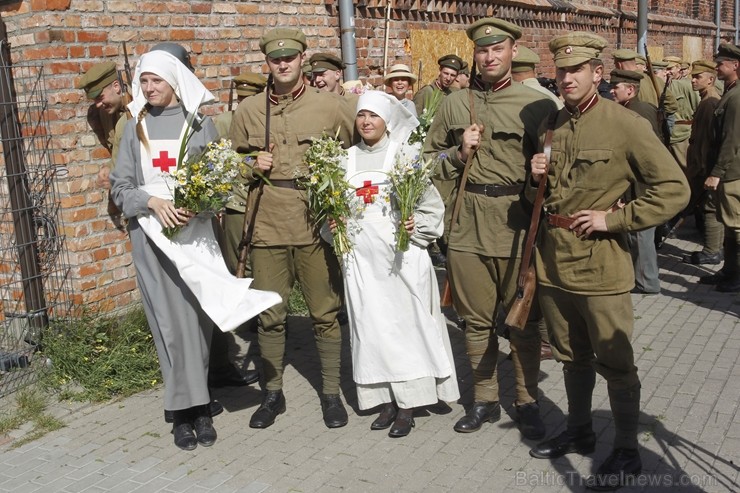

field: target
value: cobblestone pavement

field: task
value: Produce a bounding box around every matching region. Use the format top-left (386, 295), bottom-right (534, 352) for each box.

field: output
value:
top-left (0, 229), bottom-right (738, 492)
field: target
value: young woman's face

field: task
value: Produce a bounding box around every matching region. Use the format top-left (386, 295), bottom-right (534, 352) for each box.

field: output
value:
top-left (140, 73), bottom-right (177, 107)
top-left (355, 110), bottom-right (387, 146)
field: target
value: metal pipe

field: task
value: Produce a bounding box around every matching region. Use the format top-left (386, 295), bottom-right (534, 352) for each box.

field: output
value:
top-left (382, 0), bottom-right (392, 74)
top-left (716, 0), bottom-right (721, 52)
top-left (338, 0), bottom-right (359, 82)
top-left (735, 0), bottom-right (738, 44)
top-left (637, 0), bottom-right (648, 55)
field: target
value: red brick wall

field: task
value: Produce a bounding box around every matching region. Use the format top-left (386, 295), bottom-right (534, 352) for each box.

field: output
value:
top-left (0, 0), bottom-right (735, 313)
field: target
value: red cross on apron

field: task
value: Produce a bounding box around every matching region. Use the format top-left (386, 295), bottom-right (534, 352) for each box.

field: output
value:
top-left (152, 150), bottom-right (177, 173)
top-left (356, 180), bottom-right (379, 204)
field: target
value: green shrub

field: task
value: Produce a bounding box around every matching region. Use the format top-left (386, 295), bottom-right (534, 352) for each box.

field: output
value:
top-left (288, 281), bottom-right (309, 316)
top-left (40, 307), bottom-right (160, 402)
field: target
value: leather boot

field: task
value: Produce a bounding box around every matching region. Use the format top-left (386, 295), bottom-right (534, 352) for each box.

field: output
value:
top-left (370, 402), bottom-right (398, 430)
top-left (172, 409), bottom-right (197, 451)
top-left (165, 399), bottom-right (222, 423)
top-left (529, 426), bottom-right (596, 458)
top-left (193, 405), bottom-right (217, 447)
top-left (516, 402), bottom-right (546, 440)
top-left (608, 384), bottom-right (641, 450)
top-left (587, 448), bottom-right (642, 491)
top-left (388, 408), bottom-right (414, 438)
top-left (320, 394), bottom-right (348, 428)
top-left (249, 390), bottom-right (286, 429)
top-left (453, 402), bottom-right (501, 433)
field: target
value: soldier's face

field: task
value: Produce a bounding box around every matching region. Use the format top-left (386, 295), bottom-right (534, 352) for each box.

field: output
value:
top-left (355, 110), bottom-right (387, 146)
top-left (556, 62), bottom-right (602, 107)
top-left (610, 82), bottom-right (634, 104)
top-left (452, 72), bottom-right (470, 89)
top-left (314, 70), bottom-right (342, 93)
top-left (94, 81), bottom-right (123, 115)
top-left (473, 39), bottom-right (516, 84)
top-left (139, 73), bottom-right (177, 107)
top-left (715, 59), bottom-right (739, 81)
top-left (437, 67), bottom-right (458, 88)
top-left (691, 72), bottom-right (715, 92)
top-left (266, 53), bottom-right (304, 87)
top-left (388, 78), bottom-right (411, 99)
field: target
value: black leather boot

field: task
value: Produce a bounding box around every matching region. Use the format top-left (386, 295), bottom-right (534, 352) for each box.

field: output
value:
top-left (529, 426), bottom-right (596, 459)
top-left (370, 402), bottom-right (398, 430)
top-left (516, 402), bottom-right (546, 440)
top-left (587, 448), bottom-right (642, 491)
top-left (249, 390), bottom-right (286, 429)
top-left (453, 402), bottom-right (501, 433)
top-left (321, 394), bottom-right (348, 428)
top-left (388, 408), bottom-right (414, 438)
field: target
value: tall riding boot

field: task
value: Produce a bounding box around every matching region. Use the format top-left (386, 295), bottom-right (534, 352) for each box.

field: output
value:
top-left (257, 325), bottom-right (285, 391)
top-left (530, 367), bottom-right (596, 459)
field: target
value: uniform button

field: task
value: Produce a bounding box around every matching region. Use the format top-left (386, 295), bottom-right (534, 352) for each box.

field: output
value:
top-left (283, 139), bottom-right (287, 144)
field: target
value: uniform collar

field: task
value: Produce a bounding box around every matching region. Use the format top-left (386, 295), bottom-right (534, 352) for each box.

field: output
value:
top-left (268, 83), bottom-right (306, 105)
top-left (565, 93), bottom-right (599, 116)
top-left (471, 76), bottom-right (512, 93)
top-left (725, 80), bottom-right (737, 94)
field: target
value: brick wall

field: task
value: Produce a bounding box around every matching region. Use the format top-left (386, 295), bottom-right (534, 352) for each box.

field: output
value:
top-left (0, 0), bottom-right (735, 314)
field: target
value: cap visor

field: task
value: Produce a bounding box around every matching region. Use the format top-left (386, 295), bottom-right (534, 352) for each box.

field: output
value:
top-left (475, 35), bottom-right (509, 47)
top-left (267, 48), bottom-right (301, 59)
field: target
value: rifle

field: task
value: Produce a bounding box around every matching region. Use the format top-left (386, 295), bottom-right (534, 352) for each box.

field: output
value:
top-left (643, 45), bottom-right (668, 145)
top-left (503, 121), bottom-right (555, 331)
top-left (235, 74), bottom-right (272, 278)
top-left (656, 188), bottom-right (707, 249)
top-left (118, 41), bottom-right (133, 113)
top-left (440, 76), bottom-right (481, 307)
top-left (227, 79), bottom-right (235, 112)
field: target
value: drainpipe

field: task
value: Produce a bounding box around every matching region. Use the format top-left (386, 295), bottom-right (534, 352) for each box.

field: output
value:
top-left (716, 0), bottom-right (721, 51)
top-left (338, 0), bottom-right (359, 81)
top-left (735, 0), bottom-right (738, 44)
top-left (637, 0), bottom-right (648, 55)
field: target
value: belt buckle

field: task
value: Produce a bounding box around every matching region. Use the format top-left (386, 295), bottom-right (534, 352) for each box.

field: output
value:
top-left (483, 184), bottom-right (495, 196)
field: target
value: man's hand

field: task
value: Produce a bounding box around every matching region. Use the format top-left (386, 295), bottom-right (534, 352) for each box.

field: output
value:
top-left (458, 123), bottom-right (484, 163)
top-left (530, 152), bottom-right (548, 184)
top-left (704, 176), bottom-right (720, 191)
top-left (254, 143), bottom-right (276, 173)
top-left (569, 210), bottom-right (609, 237)
top-left (403, 214), bottom-right (415, 234)
top-left (97, 166), bottom-right (111, 189)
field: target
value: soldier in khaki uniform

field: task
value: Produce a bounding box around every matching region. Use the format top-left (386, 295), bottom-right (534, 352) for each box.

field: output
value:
top-left (77, 61), bottom-right (131, 189)
top-left (413, 54), bottom-right (464, 115)
top-left (663, 56), bottom-right (699, 169)
top-left (229, 28), bottom-right (355, 429)
top-left (512, 45), bottom-right (564, 109)
top-left (214, 73), bottom-right (267, 139)
top-left (684, 60), bottom-right (723, 265)
top-left (423, 18), bottom-right (558, 438)
top-left (701, 43), bottom-right (740, 292)
top-left (528, 33), bottom-right (689, 490)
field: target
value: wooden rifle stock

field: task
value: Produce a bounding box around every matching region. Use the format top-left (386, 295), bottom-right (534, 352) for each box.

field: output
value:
top-left (235, 75), bottom-right (272, 278)
top-left (440, 86), bottom-right (479, 307)
top-left (504, 124), bottom-right (554, 331)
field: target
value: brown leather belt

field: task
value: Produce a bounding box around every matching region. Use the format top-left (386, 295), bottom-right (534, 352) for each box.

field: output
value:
top-left (675, 120), bottom-right (693, 125)
top-left (464, 183), bottom-right (523, 197)
top-left (546, 213), bottom-right (575, 229)
top-left (270, 179), bottom-right (305, 190)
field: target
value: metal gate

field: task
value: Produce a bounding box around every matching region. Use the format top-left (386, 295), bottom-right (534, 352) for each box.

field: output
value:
top-left (0, 31), bottom-right (73, 399)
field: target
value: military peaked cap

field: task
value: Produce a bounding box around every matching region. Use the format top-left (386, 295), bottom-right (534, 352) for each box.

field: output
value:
top-left (612, 49), bottom-right (639, 61)
top-left (77, 61), bottom-right (118, 99)
top-left (260, 28), bottom-right (307, 58)
top-left (715, 43), bottom-right (740, 62)
top-left (437, 54), bottom-right (464, 72)
top-left (609, 69), bottom-right (644, 85)
top-left (309, 53), bottom-right (345, 73)
top-left (233, 72), bottom-right (268, 97)
top-left (691, 59), bottom-right (717, 75)
top-left (466, 18), bottom-right (521, 46)
top-left (512, 45), bottom-right (540, 73)
top-left (549, 32), bottom-right (607, 68)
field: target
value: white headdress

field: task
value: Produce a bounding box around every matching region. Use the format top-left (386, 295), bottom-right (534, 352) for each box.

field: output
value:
top-left (355, 90), bottom-right (419, 145)
top-left (127, 50), bottom-right (215, 118)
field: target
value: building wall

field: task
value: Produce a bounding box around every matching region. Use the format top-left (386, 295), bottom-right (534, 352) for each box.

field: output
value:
top-left (1, 0), bottom-right (735, 313)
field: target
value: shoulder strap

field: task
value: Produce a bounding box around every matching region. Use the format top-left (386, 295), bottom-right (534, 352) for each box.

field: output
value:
top-left (448, 88), bottom-right (478, 229)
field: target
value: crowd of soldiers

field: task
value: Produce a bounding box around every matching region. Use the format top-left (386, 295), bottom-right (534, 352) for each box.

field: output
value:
top-left (72, 15), bottom-right (740, 489)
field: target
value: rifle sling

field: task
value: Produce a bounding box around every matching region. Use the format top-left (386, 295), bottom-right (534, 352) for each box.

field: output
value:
top-left (448, 88), bottom-right (478, 229)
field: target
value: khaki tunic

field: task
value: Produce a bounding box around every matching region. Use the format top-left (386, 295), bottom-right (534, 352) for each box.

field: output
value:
top-left (669, 78), bottom-right (699, 144)
top-left (533, 97), bottom-right (690, 295)
top-left (710, 83), bottom-right (740, 183)
top-left (213, 111), bottom-right (233, 140)
top-left (521, 77), bottom-right (564, 109)
top-left (423, 83), bottom-right (558, 257)
top-left (229, 88), bottom-right (355, 246)
top-left (687, 86), bottom-right (721, 183)
top-left (413, 83), bottom-right (451, 115)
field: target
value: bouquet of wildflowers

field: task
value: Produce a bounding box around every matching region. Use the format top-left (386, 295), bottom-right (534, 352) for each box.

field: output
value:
top-left (300, 131), bottom-right (353, 257)
top-left (162, 138), bottom-right (247, 239)
top-left (408, 89), bottom-right (444, 145)
top-left (388, 152), bottom-right (443, 251)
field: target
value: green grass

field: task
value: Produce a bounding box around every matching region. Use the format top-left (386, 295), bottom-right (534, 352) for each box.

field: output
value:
top-left (39, 307), bottom-right (160, 402)
top-left (288, 281), bottom-right (309, 316)
top-left (0, 389), bottom-right (64, 449)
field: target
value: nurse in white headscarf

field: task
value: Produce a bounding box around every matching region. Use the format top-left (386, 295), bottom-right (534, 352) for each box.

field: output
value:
top-left (110, 50), bottom-right (280, 451)
top-left (334, 91), bottom-right (460, 438)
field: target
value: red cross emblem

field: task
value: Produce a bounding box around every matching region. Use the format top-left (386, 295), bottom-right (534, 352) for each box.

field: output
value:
top-left (152, 150), bottom-right (176, 173)
top-left (355, 180), bottom-right (379, 204)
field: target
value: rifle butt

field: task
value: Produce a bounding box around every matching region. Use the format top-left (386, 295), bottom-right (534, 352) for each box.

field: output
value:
top-left (440, 278), bottom-right (453, 307)
top-left (504, 264), bottom-right (536, 331)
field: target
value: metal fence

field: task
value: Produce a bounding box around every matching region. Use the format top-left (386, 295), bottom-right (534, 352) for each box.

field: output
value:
top-left (0, 37), bottom-right (73, 399)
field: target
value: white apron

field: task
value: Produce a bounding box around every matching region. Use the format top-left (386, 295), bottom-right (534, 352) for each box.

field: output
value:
top-left (344, 143), bottom-right (454, 385)
top-left (136, 119), bottom-right (281, 332)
